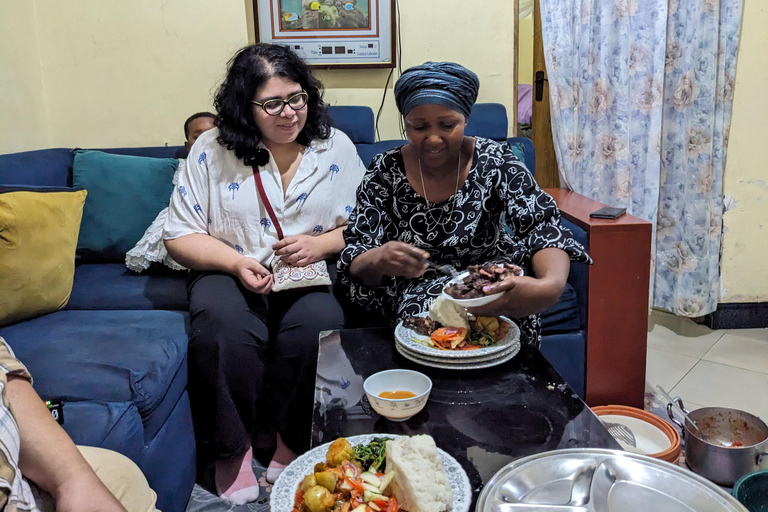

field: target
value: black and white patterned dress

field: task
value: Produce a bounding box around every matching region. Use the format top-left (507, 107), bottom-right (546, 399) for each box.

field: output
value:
top-left (338, 137), bottom-right (590, 347)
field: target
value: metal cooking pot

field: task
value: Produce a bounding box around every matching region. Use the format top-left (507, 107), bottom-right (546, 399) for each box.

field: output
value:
top-left (668, 399), bottom-right (768, 486)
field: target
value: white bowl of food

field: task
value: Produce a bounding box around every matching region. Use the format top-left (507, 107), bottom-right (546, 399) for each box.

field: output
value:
top-left (442, 263), bottom-right (523, 308)
top-left (363, 369), bottom-right (432, 422)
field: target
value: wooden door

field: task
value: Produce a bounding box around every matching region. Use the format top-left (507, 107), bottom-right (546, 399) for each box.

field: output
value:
top-left (531, 0), bottom-right (560, 188)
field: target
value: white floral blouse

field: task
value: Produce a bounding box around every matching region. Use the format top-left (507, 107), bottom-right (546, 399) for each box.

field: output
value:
top-left (164, 127), bottom-right (366, 268)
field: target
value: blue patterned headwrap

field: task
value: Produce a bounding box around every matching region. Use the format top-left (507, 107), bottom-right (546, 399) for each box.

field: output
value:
top-left (394, 62), bottom-right (480, 118)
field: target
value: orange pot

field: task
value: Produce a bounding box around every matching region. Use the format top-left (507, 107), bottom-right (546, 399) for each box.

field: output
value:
top-left (592, 404), bottom-right (681, 464)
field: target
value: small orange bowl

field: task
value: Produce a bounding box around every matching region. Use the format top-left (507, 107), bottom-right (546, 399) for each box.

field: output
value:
top-left (592, 405), bottom-right (681, 464)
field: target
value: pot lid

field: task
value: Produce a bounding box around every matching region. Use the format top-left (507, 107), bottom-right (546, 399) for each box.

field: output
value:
top-left (476, 448), bottom-right (747, 512)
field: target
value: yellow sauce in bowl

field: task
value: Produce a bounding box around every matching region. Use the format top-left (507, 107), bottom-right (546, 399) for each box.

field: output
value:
top-left (378, 390), bottom-right (417, 399)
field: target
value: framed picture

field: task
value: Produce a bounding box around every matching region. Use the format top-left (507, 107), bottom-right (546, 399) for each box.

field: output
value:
top-left (253, 0), bottom-right (396, 69)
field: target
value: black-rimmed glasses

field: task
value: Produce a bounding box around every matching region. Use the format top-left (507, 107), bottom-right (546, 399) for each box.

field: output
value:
top-left (252, 91), bottom-right (309, 116)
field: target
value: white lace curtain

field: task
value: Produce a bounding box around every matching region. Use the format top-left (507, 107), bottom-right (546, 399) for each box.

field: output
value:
top-left (540, 0), bottom-right (743, 317)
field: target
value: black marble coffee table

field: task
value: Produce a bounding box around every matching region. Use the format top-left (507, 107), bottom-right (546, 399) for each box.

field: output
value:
top-left (311, 328), bottom-right (620, 509)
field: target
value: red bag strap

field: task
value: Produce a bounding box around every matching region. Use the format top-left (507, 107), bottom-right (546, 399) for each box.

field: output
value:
top-left (251, 165), bottom-right (284, 240)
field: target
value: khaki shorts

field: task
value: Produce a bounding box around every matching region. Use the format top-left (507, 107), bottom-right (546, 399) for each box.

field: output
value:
top-left (34, 446), bottom-right (159, 512)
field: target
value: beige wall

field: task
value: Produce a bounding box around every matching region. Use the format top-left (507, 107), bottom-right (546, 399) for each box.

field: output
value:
top-left (1, 0), bottom-right (249, 152)
top-left (0, 2), bottom-right (51, 151)
top-left (720, 1), bottom-right (768, 303)
top-left (315, 0), bottom-right (517, 141)
top-left (1, 0), bottom-right (515, 151)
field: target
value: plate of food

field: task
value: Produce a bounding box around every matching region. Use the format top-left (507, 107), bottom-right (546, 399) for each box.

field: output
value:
top-left (271, 434), bottom-right (471, 512)
top-left (396, 338), bottom-right (520, 364)
top-left (395, 343), bottom-right (520, 371)
top-left (442, 263), bottom-right (523, 307)
top-left (395, 309), bottom-right (520, 360)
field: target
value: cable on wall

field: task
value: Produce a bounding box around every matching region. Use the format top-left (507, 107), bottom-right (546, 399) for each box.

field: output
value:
top-left (375, 68), bottom-right (394, 142)
top-left (396, 0), bottom-right (405, 138)
top-left (375, 0), bottom-right (402, 142)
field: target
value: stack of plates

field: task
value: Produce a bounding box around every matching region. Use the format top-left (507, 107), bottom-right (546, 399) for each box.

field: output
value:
top-left (394, 314), bottom-right (521, 370)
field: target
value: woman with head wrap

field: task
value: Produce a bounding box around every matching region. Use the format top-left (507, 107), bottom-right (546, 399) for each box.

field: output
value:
top-left (337, 61), bottom-right (590, 347)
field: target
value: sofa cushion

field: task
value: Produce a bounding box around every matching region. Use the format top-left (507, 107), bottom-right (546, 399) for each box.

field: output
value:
top-left (0, 310), bottom-right (189, 436)
top-left (0, 187), bottom-right (87, 326)
top-left (67, 263), bottom-right (189, 311)
top-left (139, 392), bottom-right (196, 512)
top-left (0, 148), bottom-right (74, 187)
top-left (466, 103), bottom-right (509, 141)
top-left (540, 282), bottom-right (581, 335)
top-left (356, 140), bottom-right (406, 168)
top-left (99, 147), bottom-right (183, 159)
top-left (561, 218), bottom-right (588, 330)
top-left (507, 137), bottom-right (536, 175)
top-left (329, 106), bottom-right (375, 144)
top-left (540, 332), bottom-right (585, 398)
top-left (73, 150), bottom-right (178, 261)
top-left (56, 400), bottom-right (145, 463)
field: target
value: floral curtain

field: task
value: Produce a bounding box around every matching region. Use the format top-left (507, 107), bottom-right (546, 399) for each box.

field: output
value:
top-left (654, 0), bottom-right (742, 316)
top-left (540, 0), bottom-right (743, 317)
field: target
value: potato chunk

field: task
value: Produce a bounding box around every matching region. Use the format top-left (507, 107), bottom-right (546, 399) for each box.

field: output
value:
top-left (303, 485), bottom-right (335, 512)
top-left (326, 438), bottom-right (354, 466)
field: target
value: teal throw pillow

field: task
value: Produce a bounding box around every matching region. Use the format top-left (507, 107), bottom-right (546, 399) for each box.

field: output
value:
top-left (73, 150), bottom-right (178, 261)
top-left (509, 142), bottom-right (527, 164)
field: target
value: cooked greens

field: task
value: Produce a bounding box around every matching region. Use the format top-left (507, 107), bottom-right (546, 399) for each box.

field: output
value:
top-left (353, 436), bottom-right (394, 471)
top-left (466, 329), bottom-right (496, 346)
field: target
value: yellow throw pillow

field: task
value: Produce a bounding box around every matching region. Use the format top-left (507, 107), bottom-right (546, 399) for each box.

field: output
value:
top-left (0, 188), bottom-right (87, 326)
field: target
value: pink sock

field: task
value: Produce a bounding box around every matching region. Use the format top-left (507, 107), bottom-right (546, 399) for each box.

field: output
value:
top-left (215, 447), bottom-right (261, 505)
top-left (267, 434), bottom-right (298, 484)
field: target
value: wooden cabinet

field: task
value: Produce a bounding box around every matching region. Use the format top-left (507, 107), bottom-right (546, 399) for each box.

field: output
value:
top-left (546, 188), bottom-right (653, 408)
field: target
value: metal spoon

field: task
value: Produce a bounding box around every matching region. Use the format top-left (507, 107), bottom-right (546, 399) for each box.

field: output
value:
top-left (656, 385), bottom-right (708, 440)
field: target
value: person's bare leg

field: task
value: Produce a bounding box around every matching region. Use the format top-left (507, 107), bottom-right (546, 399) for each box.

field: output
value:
top-left (266, 433), bottom-right (298, 484)
top-left (214, 447), bottom-right (260, 505)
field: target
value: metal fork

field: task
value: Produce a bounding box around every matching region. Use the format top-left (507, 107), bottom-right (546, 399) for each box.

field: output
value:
top-left (427, 260), bottom-right (460, 280)
top-left (603, 421), bottom-right (637, 447)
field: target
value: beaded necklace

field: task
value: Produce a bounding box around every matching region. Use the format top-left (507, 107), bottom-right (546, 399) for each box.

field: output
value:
top-left (417, 149), bottom-right (461, 228)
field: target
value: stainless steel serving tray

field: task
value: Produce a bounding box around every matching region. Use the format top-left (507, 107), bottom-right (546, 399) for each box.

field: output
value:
top-left (476, 448), bottom-right (747, 512)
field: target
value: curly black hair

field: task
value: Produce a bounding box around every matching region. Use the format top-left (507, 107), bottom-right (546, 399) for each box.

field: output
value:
top-left (214, 44), bottom-right (332, 163)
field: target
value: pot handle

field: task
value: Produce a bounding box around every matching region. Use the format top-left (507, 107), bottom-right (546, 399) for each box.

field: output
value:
top-left (665, 395), bottom-right (691, 436)
top-left (667, 403), bottom-right (686, 437)
top-left (757, 452), bottom-right (768, 467)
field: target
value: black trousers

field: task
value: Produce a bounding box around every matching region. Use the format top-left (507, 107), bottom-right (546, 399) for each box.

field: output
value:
top-left (186, 263), bottom-right (344, 464)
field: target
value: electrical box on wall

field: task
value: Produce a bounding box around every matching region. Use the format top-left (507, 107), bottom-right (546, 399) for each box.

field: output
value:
top-left (253, 0), bottom-right (396, 68)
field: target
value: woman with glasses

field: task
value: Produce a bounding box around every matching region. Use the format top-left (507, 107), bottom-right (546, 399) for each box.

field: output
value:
top-left (339, 61), bottom-right (590, 347)
top-left (164, 44), bottom-right (365, 504)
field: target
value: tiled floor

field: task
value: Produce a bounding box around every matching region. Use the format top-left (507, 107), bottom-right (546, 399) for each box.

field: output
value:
top-left (645, 309), bottom-right (768, 422)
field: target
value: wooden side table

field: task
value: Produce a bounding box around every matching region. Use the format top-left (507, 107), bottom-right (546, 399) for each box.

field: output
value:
top-left (546, 188), bottom-right (653, 408)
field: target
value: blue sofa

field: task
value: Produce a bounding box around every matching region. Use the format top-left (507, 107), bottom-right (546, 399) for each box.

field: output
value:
top-left (0, 103), bottom-right (588, 512)
top-left (0, 146), bottom-right (195, 512)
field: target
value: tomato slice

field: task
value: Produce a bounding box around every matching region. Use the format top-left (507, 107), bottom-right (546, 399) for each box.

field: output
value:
top-left (386, 497), bottom-right (399, 512)
top-left (431, 327), bottom-right (467, 342)
top-left (344, 474), bottom-right (365, 493)
top-left (431, 327), bottom-right (467, 350)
